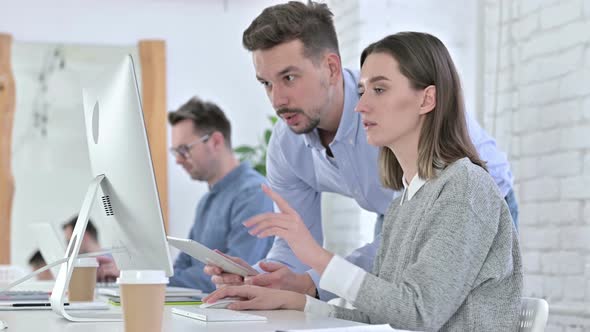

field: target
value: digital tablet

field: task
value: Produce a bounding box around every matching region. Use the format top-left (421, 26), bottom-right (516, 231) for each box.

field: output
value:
top-left (166, 236), bottom-right (259, 277)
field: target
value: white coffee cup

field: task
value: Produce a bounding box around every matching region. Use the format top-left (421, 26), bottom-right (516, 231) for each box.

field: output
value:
top-left (68, 257), bottom-right (98, 302)
top-left (117, 270), bottom-right (168, 332)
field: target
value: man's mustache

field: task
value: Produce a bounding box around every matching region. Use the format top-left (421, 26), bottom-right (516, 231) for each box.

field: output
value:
top-left (276, 108), bottom-right (304, 116)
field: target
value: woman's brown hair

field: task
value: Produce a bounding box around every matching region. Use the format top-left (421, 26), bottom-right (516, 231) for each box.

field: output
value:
top-left (360, 32), bottom-right (486, 190)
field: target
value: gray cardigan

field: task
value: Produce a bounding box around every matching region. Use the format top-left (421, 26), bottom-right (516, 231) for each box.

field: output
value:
top-left (332, 158), bottom-right (523, 331)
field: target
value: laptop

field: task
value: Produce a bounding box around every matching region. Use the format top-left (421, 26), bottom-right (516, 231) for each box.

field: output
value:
top-left (0, 300), bottom-right (109, 311)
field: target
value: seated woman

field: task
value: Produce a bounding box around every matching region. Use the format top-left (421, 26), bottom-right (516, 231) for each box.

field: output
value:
top-left (204, 31), bottom-right (523, 331)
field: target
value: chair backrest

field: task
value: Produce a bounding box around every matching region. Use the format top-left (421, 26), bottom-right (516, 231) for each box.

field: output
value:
top-left (519, 297), bottom-right (549, 332)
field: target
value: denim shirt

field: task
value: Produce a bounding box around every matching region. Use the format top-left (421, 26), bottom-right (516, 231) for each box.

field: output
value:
top-left (168, 163), bottom-right (274, 292)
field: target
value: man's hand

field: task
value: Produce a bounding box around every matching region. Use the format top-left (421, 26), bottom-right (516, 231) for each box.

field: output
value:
top-left (245, 261), bottom-right (317, 296)
top-left (244, 185), bottom-right (334, 274)
top-left (96, 255), bottom-right (120, 282)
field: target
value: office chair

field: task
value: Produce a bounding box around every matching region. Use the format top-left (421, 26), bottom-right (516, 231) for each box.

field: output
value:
top-left (519, 297), bottom-right (549, 332)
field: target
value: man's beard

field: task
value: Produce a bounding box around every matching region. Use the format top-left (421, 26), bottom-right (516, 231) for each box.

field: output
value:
top-left (276, 108), bottom-right (320, 134)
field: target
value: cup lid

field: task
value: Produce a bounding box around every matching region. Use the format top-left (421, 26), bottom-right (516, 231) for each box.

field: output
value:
top-left (116, 270), bottom-right (168, 284)
top-left (74, 257), bottom-right (99, 267)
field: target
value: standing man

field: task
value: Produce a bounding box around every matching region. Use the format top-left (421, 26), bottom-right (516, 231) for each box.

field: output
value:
top-left (206, 1), bottom-right (517, 300)
top-left (167, 97), bottom-right (274, 292)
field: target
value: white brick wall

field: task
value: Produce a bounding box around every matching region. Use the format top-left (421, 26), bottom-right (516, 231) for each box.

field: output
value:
top-left (525, 274), bottom-right (545, 294)
top-left (519, 201), bottom-right (581, 225)
top-left (523, 251), bottom-right (542, 273)
top-left (539, 0), bottom-right (583, 29)
top-left (517, 152), bottom-right (583, 180)
top-left (521, 227), bottom-right (561, 249)
top-left (562, 176), bottom-right (590, 200)
top-left (521, 21), bottom-right (590, 60)
top-left (520, 46), bottom-right (583, 84)
top-left (542, 252), bottom-right (585, 275)
top-left (564, 275), bottom-right (588, 301)
top-left (321, 192), bottom-right (364, 256)
top-left (560, 68), bottom-right (590, 99)
top-left (327, 0), bottom-right (360, 70)
top-left (519, 80), bottom-right (562, 106)
top-left (539, 100), bottom-right (583, 130)
top-left (321, 0), bottom-right (364, 257)
top-left (544, 275), bottom-right (565, 300)
top-left (519, 177), bottom-right (561, 201)
top-left (514, 12), bottom-right (539, 40)
top-left (585, 98), bottom-right (590, 121)
top-left (484, 0), bottom-right (590, 329)
top-left (520, 0), bottom-right (563, 16)
top-left (560, 227), bottom-right (590, 251)
top-left (520, 129), bottom-right (562, 156)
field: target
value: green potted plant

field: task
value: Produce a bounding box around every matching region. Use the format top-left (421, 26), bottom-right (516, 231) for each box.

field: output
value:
top-left (234, 115), bottom-right (277, 176)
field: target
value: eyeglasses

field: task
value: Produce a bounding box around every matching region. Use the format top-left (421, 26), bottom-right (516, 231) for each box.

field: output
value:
top-left (169, 134), bottom-right (210, 159)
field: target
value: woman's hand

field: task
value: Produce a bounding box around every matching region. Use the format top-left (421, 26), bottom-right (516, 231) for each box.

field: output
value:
top-left (202, 285), bottom-right (306, 311)
top-left (243, 185), bottom-right (333, 274)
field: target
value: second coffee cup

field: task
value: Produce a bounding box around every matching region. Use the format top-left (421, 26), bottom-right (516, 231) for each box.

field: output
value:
top-left (68, 257), bottom-right (98, 302)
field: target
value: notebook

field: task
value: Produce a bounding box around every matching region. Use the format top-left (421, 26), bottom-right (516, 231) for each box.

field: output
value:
top-left (108, 296), bottom-right (202, 306)
top-left (275, 325), bottom-right (410, 331)
top-left (172, 307), bottom-right (267, 322)
top-left (98, 286), bottom-right (202, 298)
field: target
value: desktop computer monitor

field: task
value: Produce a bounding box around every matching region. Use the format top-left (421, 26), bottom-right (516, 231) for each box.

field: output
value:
top-left (50, 55), bottom-right (173, 322)
top-left (82, 55), bottom-right (172, 275)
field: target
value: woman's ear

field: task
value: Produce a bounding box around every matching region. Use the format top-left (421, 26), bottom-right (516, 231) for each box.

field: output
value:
top-left (419, 85), bottom-right (436, 114)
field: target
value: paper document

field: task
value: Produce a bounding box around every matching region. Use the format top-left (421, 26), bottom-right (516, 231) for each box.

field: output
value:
top-left (276, 324), bottom-right (419, 332)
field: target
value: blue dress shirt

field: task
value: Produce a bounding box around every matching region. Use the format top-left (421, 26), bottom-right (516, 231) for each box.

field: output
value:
top-left (263, 69), bottom-right (514, 300)
top-left (168, 162), bottom-right (274, 292)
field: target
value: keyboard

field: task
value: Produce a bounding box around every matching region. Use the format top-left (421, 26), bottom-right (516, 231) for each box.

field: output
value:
top-left (172, 307), bottom-right (267, 322)
top-left (96, 282), bottom-right (118, 288)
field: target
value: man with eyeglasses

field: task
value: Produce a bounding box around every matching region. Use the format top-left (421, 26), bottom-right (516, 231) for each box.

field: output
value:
top-left (163, 97), bottom-right (275, 291)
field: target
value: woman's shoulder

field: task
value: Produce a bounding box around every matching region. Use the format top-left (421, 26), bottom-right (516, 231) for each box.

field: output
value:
top-left (435, 157), bottom-right (502, 198)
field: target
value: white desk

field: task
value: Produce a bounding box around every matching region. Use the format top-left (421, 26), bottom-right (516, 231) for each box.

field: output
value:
top-left (0, 306), bottom-right (366, 331)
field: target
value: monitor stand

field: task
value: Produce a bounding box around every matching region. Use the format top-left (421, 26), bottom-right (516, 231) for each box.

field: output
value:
top-left (50, 174), bottom-right (122, 322)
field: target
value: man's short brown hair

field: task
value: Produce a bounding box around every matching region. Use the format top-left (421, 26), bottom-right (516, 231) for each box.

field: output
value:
top-left (243, 1), bottom-right (339, 61)
top-left (168, 97), bottom-right (232, 148)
